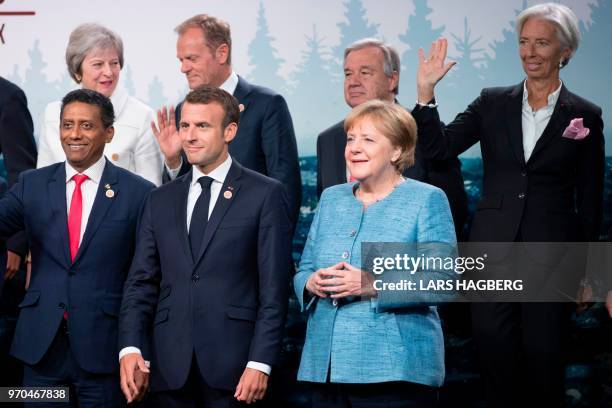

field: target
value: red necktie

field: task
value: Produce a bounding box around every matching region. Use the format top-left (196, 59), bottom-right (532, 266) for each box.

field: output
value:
top-left (68, 174), bottom-right (89, 262)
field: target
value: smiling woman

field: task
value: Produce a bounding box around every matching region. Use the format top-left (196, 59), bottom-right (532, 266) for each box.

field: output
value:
top-left (411, 3), bottom-right (604, 407)
top-left (36, 23), bottom-right (163, 186)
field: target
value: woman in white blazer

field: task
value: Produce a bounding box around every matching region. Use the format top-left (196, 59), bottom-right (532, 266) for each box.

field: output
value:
top-left (37, 23), bottom-right (162, 186)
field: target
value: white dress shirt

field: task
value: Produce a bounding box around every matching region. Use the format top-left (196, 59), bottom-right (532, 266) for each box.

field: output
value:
top-left (521, 80), bottom-right (562, 162)
top-left (120, 154), bottom-right (271, 376)
top-left (65, 155), bottom-right (106, 244)
top-left (38, 87), bottom-right (163, 186)
top-left (166, 71), bottom-right (240, 179)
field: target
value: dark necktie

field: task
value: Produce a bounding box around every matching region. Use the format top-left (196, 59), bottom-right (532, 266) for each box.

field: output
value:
top-left (189, 176), bottom-right (214, 260)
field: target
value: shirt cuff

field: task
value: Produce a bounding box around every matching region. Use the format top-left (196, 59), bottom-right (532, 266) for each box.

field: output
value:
top-left (164, 157), bottom-right (183, 180)
top-left (246, 361), bottom-right (271, 375)
top-left (118, 347), bottom-right (150, 368)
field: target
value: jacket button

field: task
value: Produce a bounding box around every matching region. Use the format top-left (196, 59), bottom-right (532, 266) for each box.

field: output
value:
top-left (518, 193), bottom-right (526, 199)
top-left (341, 251), bottom-right (349, 259)
top-left (332, 299), bottom-right (338, 306)
top-left (521, 170), bottom-right (527, 177)
top-left (58, 303), bottom-right (65, 309)
top-left (349, 230), bottom-right (356, 237)
top-left (192, 274), bottom-right (200, 282)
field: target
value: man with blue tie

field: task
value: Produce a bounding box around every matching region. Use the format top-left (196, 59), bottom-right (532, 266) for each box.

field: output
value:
top-left (0, 89), bottom-right (154, 406)
top-left (119, 87), bottom-right (292, 407)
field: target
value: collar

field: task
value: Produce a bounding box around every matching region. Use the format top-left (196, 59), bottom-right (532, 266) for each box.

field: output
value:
top-left (219, 71), bottom-right (239, 95)
top-left (65, 155), bottom-right (106, 184)
top-left (522, 79), bottom-right (562, 108)
top-left (109, 86), bottom-right (129, 117)
top-left (191, 155), bottom-right (233, 186)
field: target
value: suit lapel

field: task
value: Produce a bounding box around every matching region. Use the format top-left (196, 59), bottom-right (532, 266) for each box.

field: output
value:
top-left (73, 161), bottom-right (118, 263)
top-left (233, 76), bottom-right (253, 113)
top-left (528, 85), bottom-right (572, 162)
top-left (334, 122), bottom-right (348, 183)
top-left (194, 162), bottom-right (243, 266)
top-left (505, 83), bottom-right (526, 166)
top-left (175, 170), bottom-right (194, 265)
top-left (47, 164), bottom-right (71, 267)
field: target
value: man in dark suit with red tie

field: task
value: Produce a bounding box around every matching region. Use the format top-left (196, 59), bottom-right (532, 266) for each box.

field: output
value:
top-left (0, 89), bottom-right (154, 406)
top-left (119, 87), bottom-right (292, 406)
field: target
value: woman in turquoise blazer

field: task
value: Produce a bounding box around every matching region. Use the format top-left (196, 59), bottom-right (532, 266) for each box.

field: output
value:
top-left (294, 100), bottom-right (457, 407)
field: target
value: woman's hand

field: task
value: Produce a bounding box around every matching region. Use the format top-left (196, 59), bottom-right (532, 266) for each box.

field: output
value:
top-left (305, 263), bottom-right (345, 298)
top-left (319, 262), bottom-right (377, 299)
top-left (417, 38), bottom-right (456, 103)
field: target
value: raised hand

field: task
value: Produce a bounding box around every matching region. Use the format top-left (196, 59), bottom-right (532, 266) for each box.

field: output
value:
top-left (417, 38), bottom-right (457, 103)
top-left (151, 106), bottom-right (182, 169)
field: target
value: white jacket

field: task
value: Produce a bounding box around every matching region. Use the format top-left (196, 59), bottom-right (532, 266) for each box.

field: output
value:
top-left (37, 87), bottom-right (163, 186)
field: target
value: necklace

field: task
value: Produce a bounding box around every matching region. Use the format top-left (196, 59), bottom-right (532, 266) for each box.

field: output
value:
top-left (356, 177), bottom-right (405, 206)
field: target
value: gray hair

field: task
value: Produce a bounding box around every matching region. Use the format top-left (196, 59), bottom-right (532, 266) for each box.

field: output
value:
top-left (65, 23), bottom-right (124, 83)
top-left (344, 38), bottom-right (400, 94)
top-left (516, 3), bottom-right (580, 68)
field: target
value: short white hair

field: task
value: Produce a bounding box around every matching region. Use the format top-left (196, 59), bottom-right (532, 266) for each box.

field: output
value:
top-left (516, 2), bottom-right (581, 68)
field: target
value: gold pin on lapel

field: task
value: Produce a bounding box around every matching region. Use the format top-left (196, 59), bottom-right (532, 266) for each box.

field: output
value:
top-left (104, 184), bottom-right (115, 198)
top-left (223, 190), bottom-right (232, 199)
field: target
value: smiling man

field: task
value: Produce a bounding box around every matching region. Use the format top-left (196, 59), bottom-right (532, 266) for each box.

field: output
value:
top-left (153, 14), bottom-right (301, 230)
top-left (120, 86), bottom-right (292, 407)
top-left (0, 89), bottom-right (154, 406)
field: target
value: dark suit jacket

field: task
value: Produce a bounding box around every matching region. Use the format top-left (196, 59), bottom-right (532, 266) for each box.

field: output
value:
top-left (412, 83), bottom-right (604, 242)
top-left (0, 77), bottom-right (38, 257)
top-left (316, 119), bottom-right (468, 237)
top-left (0, 161), bottom-right (154, 373)
top-left (169, 76), bottom-right (302, 229)
top-left (120, 160), bottom-right (292, 391)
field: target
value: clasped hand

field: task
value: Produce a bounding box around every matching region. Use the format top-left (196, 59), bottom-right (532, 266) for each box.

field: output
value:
top-left (306, 262), bottom-right (376, 299)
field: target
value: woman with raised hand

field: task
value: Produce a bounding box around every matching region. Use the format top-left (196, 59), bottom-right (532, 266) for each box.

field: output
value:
top-left (411, 3), bottom-right (604, 406)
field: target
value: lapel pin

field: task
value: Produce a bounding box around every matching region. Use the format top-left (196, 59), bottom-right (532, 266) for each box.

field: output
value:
top-left (239, 104), bottom-right (245, 112)
top-left (223, 190), bottom-right (233, 199)
top-left (104, 184), bottom-right (114, 198)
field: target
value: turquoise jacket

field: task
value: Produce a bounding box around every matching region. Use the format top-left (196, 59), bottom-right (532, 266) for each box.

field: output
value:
top-left (294, 180), bottom-right (456, 386)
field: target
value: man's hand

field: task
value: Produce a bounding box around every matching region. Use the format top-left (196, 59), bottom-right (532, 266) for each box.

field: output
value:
top-left (4, 250), bottom-right (21, 280)
top-left (120, 353), bottom-right (150, 404)
top-left (417, 38), bottom-right (456, 103)
top-left (234, 367), bottom-right (268, 404)
top-left (151, 106), bottom-right (182, 169)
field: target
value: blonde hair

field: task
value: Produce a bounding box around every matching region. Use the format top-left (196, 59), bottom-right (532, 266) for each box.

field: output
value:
top-left (344, 100), bottom-right (417, 173)
top-left (175, 14), bottom-right (232, 65)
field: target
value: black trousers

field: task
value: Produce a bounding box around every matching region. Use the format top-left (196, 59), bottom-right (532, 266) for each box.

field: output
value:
top-left (471, 302), bottom-right (571, 408)
top-left (22, 319), bottom-right (124, 408)
top-left (309, 381), bottom-right (438, 408)
top-left (147, 355), bottom-right (255, 408)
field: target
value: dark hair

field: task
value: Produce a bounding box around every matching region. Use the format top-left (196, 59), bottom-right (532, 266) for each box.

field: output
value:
top-left (60, 89), bottom-right (115, 129)
top-left (184, 86), bottom-right (240, 129)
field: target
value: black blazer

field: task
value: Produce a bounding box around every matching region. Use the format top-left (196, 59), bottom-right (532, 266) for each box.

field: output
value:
top-left (169, 76), bottom-right (302, 229)
top-left (316, 119), bottom-right (468, 237)
top-left (120, 160), bottom-right (292, 391)
top-left (0, 162), bottom-right (154, 373)
top-left (0, 77), bottom-right (38, 256)
top-left (412, 82), bottom-right (604, 242)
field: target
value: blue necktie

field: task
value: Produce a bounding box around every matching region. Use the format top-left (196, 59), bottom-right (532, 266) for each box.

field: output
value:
top-left (189, 176), bottom-right (214, 261)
